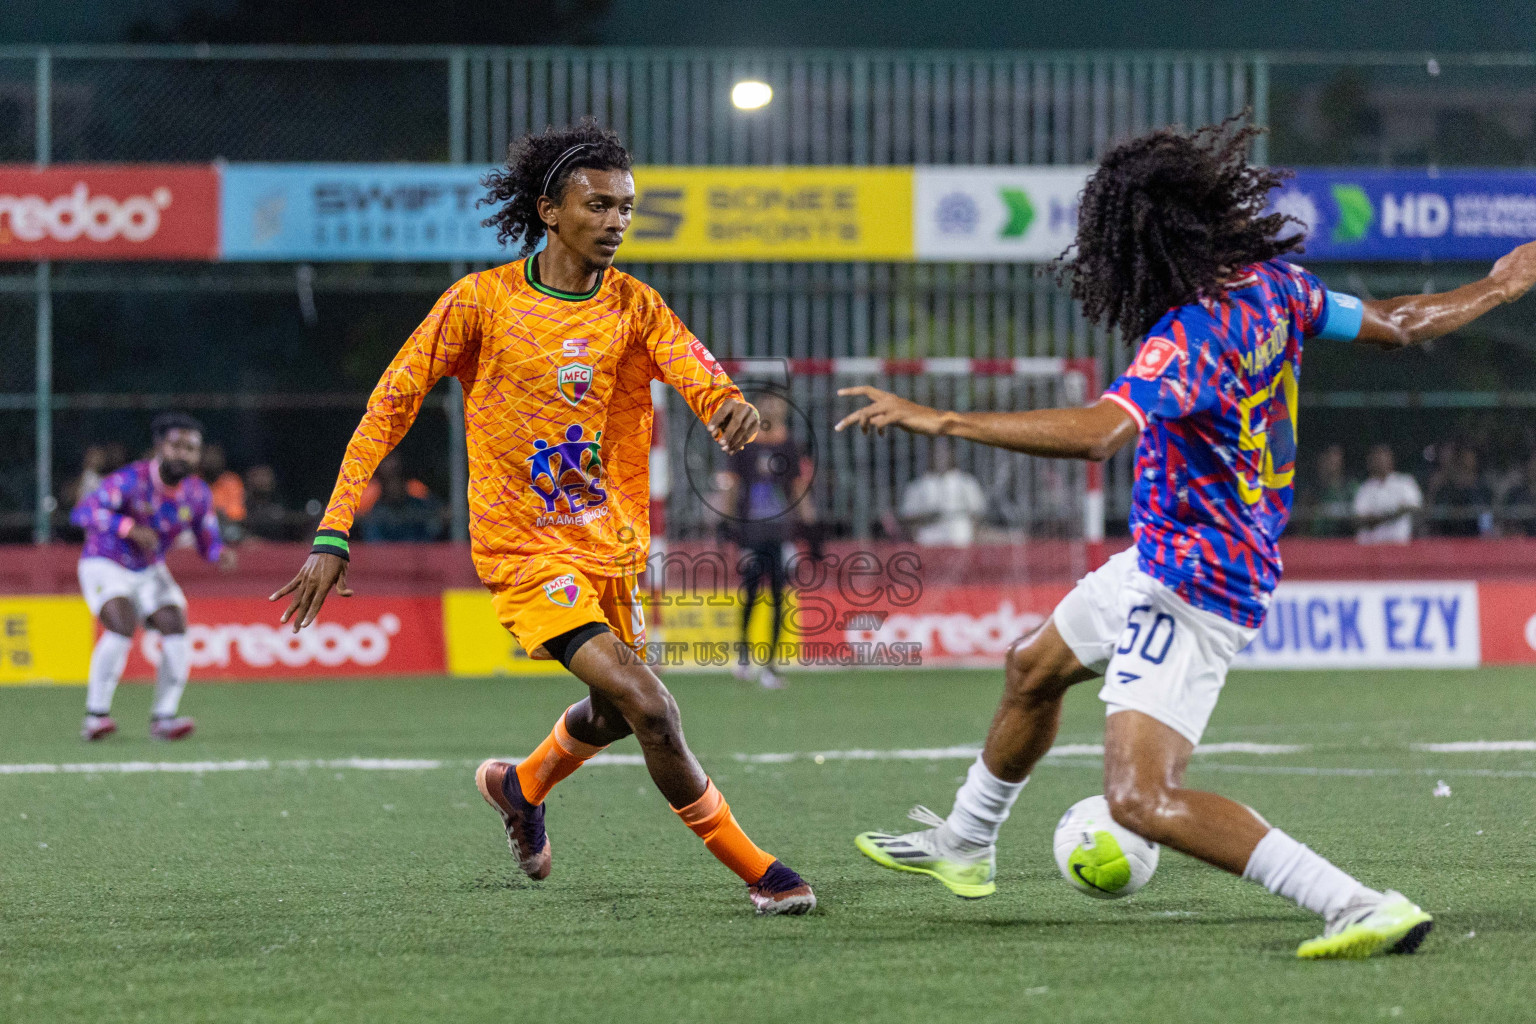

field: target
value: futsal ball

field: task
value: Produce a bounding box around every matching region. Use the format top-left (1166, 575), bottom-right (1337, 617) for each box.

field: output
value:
top-left (1053, 795), bottom-right (1159, 899)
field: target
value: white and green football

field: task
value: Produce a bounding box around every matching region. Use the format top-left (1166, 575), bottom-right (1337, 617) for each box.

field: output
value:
top-left (1053, 795), bottom-right (1160, 899)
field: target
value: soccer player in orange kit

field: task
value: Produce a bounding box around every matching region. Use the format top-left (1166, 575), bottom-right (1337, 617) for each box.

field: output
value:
top-left (272, 120), bottom-right (815, 915)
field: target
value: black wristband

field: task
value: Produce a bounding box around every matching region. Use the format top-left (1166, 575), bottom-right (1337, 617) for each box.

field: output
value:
top-left (311, 528), bottom-right (350, 561)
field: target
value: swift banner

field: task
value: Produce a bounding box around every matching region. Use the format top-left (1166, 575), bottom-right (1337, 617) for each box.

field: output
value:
top-left (221, 164), bottom-right (913, 262)
top-left (0, 165), bottom-right (220, 261)
top-left (221, 164), bottom-right (504, 261)
top-left (1271, 170), bottom-right (1536, 262)
top-left (913, 166), bottom-right (1089, 262)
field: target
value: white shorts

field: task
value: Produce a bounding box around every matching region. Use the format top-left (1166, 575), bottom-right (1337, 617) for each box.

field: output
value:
top-left (1052, 548), bottom-right (1258, 745)
top-left (78, 557), bottom-right (188, 620)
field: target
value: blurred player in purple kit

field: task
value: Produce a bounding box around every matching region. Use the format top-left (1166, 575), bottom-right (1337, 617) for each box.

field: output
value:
top-left (72, 413), bottom-right (237, 741)
top-left (839, 119), bottom-right (1536, 959)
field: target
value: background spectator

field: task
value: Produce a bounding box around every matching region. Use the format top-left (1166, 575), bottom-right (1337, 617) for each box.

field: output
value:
top-left (63, 445), bottom-right (110, 511)
top-left (243, 464), bottom-right (300, 541)
top-left (200, 444), bottom-right (247, 540)
top-left (1353, 444), bottom-right (1422, 545)
top-left (1429, 448), bottom-right (1493, 536)
top-left (899, 439), bottom-right (985, 547)
top-left (357, 456), bottom-right (444, 542)
top-left (1303, 443), bottom-right (1355, 537)
top-left (359, 466), bottom-right (434, 516)
top-left (1499, 451), bottom-right (1536, 537)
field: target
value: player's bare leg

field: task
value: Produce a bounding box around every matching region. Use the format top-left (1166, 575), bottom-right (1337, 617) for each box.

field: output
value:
top-left (979, 622), bottom-right (1101, 781)
top-left (82, 596), bottom-right (138, 741)
top-left (1100, 709), bottom-right (1266, 871)
top-left (144, 606), bottom-right (195, 740)
top-left (856, 620), bottom-right (1094, 896)
top-left (477, 630), bottom-right (813, 913)
top-left (568, 634), bottom-right (812, 913)
top-left (1102, 709), bottom-right (1431, 957)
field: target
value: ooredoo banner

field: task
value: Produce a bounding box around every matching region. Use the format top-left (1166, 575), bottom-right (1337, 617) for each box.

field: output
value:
top-left (0, 165), bottom-right (220, 260)
top-left (120, 596), bottom-right (446, 680)
top-left (1475, 582), bottom-right (1536, 665)
top-left (826, 584), bottom-right (1070, 668)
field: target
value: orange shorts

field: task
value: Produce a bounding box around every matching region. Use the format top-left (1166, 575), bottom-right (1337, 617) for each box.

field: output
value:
top-left (489, 566), bottom-right (647, 660)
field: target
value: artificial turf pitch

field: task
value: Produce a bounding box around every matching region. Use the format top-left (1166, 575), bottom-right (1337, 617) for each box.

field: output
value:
top-left (2, 668), bottom-right (1534, 1023)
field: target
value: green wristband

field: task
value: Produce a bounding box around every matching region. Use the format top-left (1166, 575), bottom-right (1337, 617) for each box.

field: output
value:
top-left (311, 532), bottom-right (350, 561)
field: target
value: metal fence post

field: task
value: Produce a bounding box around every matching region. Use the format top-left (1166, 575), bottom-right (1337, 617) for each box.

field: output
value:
top-left (1251, 54), bottom-right (1269, 165)
top-left (446, 50), bottom-right (471, 544)
top-left (34, 48), bottom-right (53, 545)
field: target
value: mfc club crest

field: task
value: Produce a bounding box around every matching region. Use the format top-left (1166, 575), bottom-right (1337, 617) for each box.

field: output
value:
top-left (542, 574), bottom-right (581, 608)
top-left (557, 363), bottom-right (594, 406)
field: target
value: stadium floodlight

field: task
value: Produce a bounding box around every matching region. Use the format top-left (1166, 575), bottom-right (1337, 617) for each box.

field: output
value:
top-left (731, 80), bottom-right (773, 110)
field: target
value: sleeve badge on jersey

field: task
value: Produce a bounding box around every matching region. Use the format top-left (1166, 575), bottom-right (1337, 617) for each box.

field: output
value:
top-left (688, 338), bottom-right (725, 379)
top-left (1130, 336), bottom-right (1182, 380)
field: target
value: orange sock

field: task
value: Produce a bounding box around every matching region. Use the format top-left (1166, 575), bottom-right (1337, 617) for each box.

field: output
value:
top-left (673, 779), bottom-right (778, 884)
top-left (514, 708), bottom-right (606, 805)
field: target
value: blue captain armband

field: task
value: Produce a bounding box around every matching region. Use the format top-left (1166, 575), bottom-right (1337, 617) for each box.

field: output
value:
top-left (1315, 290), bottom-right (1365, 342)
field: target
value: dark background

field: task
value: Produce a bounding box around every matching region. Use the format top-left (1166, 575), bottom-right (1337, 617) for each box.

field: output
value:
top-left (6, 0), bottom-right (1536, 50)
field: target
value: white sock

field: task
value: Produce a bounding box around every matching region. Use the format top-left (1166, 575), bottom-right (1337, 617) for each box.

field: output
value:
top-left (945, 756), bottom-right (1028, 850)
top-left (1242, 827), bottom-right (1377, 920)
top-left (151, 634), bottom-right (191, 719)
top-left (86, 631), bottom-right (133, 716)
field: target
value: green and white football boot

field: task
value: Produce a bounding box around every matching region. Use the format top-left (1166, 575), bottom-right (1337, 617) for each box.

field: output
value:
top-left (855, 806), bottom-right (997, 899)
top-left (1296, 890), bottom-right (1433, 960)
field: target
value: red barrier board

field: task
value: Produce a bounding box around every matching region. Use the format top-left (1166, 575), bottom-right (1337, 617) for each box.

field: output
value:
top-left (803, 583), bottom-right (1072, 667)
top-left (1477, 582), bottom-right (1536, 664)
top-left (119, 596), bottom-right (446, 680)
top-left (0, 165), bottom-right (219, 260)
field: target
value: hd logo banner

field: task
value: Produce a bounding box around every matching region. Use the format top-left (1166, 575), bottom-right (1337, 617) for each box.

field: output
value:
top-left (913, 167), bottom-right (1091, 262)
top-left (1270, 170), bottom-right (1536, 262)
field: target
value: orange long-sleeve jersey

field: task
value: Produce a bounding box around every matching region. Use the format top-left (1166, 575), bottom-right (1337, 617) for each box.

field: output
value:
top-left (319, 255), bottom-right (743, 586)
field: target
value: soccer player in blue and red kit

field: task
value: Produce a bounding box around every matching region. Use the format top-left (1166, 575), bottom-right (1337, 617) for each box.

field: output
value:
top-left (839, 119), bottom-right (1536, 958)
top-left (72, 413), bottom-right (236, 741)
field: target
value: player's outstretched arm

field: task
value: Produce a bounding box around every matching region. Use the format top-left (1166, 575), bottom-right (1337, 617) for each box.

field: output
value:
top-left (835, 387), bottom-right (1137, 461)
top-left (272, 552), bottom-right (353, 632)
top-left (708, 398), bottom-right (762, 454)
top-left (1357, 239), bottom-right (1536, 349)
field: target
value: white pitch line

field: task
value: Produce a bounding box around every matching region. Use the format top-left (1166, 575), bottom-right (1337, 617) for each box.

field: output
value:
top-left (732, 741), bottom-right (1306, 764)
top-left (1411, 741), bottom-right (1536, 753)
top-left (0, 738), bottom-right (1526, 778)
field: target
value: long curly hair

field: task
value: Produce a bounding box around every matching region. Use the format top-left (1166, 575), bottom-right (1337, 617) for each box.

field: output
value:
top-left (1054, 116), bottom-right (1303, 340)
top-left (479, 117), bottom-right (632, 254)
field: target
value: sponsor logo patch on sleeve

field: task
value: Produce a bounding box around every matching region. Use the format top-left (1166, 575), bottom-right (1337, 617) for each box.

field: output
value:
top-left (688, 338), bottom-right (725, 378)
top-left (1130, 337), bottom-right (1181, 380)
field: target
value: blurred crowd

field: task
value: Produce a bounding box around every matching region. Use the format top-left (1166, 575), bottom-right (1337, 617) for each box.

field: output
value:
top-left (62, 444), bottom-right (448, 545)
top-left (56, 431), bottom-right (1536, 551)
top-left (1297, 440), bottom-right (1536, 542)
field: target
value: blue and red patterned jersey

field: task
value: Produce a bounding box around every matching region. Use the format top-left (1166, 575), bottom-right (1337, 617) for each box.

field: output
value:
top-left (71, 459), bottom-right (223, 571)
top-left (1102, 259), bottom-right (1363, 627)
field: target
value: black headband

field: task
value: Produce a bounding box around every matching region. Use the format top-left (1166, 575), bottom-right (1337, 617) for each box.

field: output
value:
top-left (541, 143), bottom-right (595, 199)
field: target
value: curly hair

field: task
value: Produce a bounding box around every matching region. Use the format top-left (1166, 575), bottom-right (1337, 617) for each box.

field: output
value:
top-left (479, 117), bottom-right (632, 254)
top-left (1054, 116), bottom-right (1303, 340)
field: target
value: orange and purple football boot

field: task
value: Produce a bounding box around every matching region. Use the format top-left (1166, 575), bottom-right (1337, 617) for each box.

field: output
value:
top-left (475, 759), bottom-right (553, 880)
